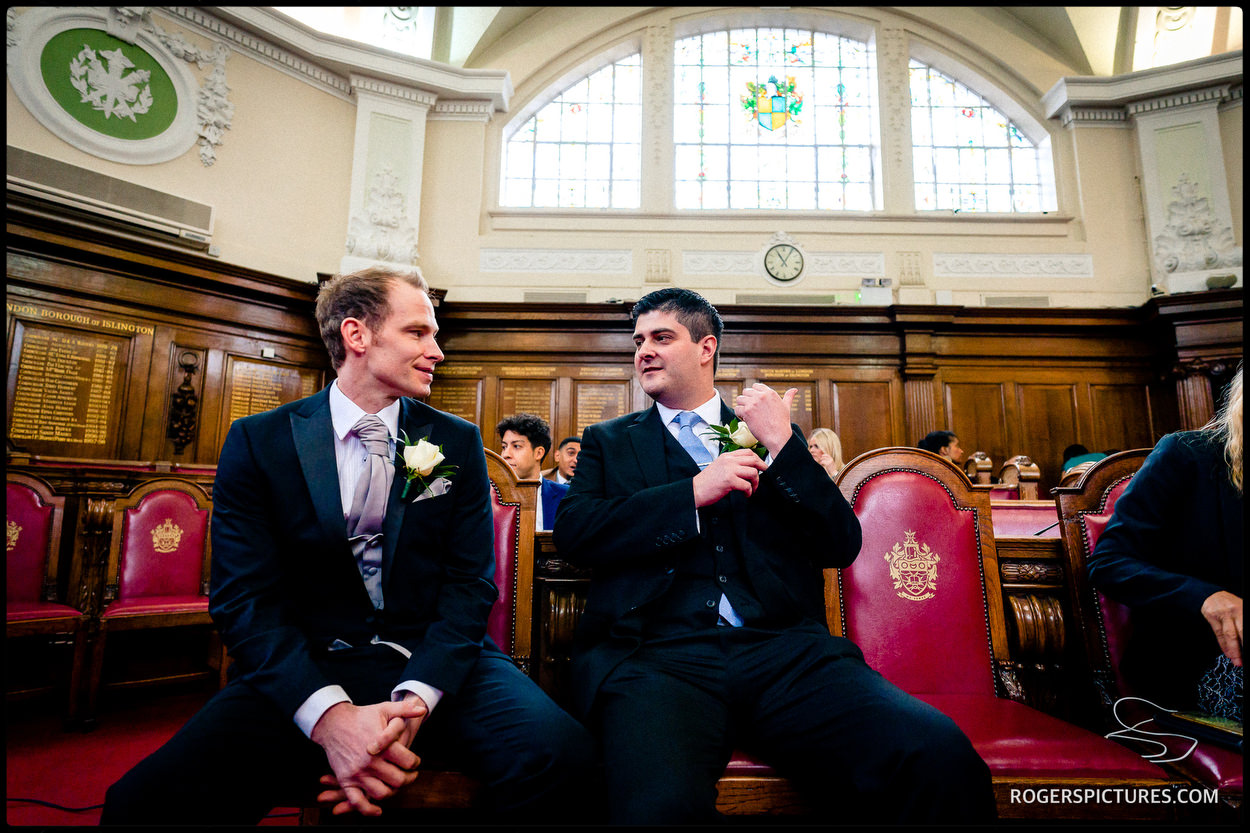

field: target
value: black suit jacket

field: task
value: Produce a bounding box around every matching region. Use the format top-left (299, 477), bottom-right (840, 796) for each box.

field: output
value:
top-left (552, 401), bottom-right (861, 718)
top-left (209, 387), bottom-right (497, 719)
top-left (1088, 429), bottom-right (1244, 705)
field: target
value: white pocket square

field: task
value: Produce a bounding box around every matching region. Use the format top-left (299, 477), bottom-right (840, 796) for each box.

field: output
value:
top-left (412, 477), bottom-right (452, 503)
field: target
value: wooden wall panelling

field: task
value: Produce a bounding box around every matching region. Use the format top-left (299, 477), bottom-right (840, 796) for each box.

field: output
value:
top-left (1015, 384), bottom-right (1081, 493)
top-left (571, 378), bottom-right (631, 437)
top-left (944, 381), bottom-right (1011, 468)
top-left (8, 209), bottom-right (330, 466)
top-left (1087, 383), bottom-right (1156, 454)
top-left (6, 306), bottom-right (147, 461)
top-left (426, 375), bottom-right (484, 427)
top-left (829, 377), bottom-right (898, 462)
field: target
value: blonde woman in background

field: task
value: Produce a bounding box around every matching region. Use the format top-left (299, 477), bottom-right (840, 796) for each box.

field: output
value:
top-left (808, 428), bottom-right (844, 480)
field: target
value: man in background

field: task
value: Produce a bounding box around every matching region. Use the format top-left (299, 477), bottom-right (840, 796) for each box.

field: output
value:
top-left (543, 436), bottom-right (580, 485)
top-left (497, 413), bottom-right (569, 531)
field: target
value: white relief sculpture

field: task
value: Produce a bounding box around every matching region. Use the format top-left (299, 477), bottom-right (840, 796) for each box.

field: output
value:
top-left (139, 15), bottom-right (235, 166)
top-left (70, 45), bottom-right (153, 121)
top-left (1153, 174), bottom-right (1242, 274)
top-left (346, 166), bottom-right (420, 265)
top-left (7, 8), bottom-right (19, 48)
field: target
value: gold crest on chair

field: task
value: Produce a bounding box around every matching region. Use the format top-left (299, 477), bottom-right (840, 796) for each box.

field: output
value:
top-left (884, 530), bottom-right (940, 601)
top-left (150, 518), bottom-right (183, 553)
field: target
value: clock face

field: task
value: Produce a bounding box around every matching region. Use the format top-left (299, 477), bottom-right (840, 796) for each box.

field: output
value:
top-left (764, 244), bottom-right (804, 282)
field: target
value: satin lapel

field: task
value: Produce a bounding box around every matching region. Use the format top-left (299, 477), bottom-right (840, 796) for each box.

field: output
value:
top-left (627, 406), bottom-right (672, 488)
top-left (384, 398), bottom-right (432, 579)
top-left (290, 391), bottom-right (347, 547)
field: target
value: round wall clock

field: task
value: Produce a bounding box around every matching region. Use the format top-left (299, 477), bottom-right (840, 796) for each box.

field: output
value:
top-left (763, 243), bottom-right (804, 282)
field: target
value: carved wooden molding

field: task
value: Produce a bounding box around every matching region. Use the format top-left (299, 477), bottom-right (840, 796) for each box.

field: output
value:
top-left (1005, 592), bottom-right (1066, 663)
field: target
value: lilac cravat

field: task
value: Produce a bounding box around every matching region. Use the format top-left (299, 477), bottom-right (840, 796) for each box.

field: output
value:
top-left (347, 414), bottom-right (391, 609)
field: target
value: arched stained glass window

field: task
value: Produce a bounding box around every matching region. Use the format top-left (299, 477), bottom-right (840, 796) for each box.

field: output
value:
top-left (500, 54), bottom-right (642, 208)
top-left (910, 60), bottom-right (1056, 213)
top-left (673, 28), bottom-right (880, 210)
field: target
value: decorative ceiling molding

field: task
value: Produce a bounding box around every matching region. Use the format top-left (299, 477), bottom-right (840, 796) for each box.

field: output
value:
top-left (430, 100), bottom-right (497, 123)
top-left (181, 6), bottom-right (512, 112)
top-left (1042, 49), bottom-right (1243, 125)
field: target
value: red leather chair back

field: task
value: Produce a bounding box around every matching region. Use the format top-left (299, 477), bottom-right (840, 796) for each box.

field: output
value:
top-left (486, 481), bottom-right (519, 651)
top-left (117, 489), bottom-right (209, 601)
top-left (839, 460), bottom-right (997, 696)
top-left (1054, 449), bottom-right (1151, 706)
top-left (1078, 477), bottom-right (1135, 695)
top-left (6, 479), bottom-right (58, 605)
top-left (481, 449), bottom-right (536, 670)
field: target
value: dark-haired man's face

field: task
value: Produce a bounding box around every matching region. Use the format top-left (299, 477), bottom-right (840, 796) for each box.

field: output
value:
top-left (500, 430), bottom-right (545, 480)
top-left (554, 441), bottom-right (579, 479)
top-left (633, 310), bottom-right (717, 410)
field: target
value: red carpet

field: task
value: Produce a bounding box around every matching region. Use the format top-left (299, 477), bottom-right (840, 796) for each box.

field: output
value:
top-left (5, 685), bottom-right (299, 826)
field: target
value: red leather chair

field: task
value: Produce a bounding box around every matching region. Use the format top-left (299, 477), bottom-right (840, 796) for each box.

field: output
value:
top-left (6, 471), bottom-right (87, 723)
top-left (84, 478), bottom-right (222, 724)
top-left (830, 448), bottom-right (1179, 820)
top-left (1056, 450), bottom-right (1242, 816)
top-left (300, 449), bottom-right (538, 821)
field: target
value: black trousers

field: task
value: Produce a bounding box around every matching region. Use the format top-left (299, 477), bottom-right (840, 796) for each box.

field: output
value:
top-left (101, 643), bottom-right (598, 824)
top-left (594, 622), bottom-right (996, 824)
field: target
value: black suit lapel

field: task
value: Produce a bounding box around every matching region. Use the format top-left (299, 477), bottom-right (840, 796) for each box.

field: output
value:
top-left (290, 390), bottom-right (348, 547)
top-left (383, 398), bottom-right (432, 580)
top-left (627, 406), bottom-right (678, 487)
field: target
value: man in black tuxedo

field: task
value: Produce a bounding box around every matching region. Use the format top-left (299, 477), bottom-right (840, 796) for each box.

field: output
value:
top-left (102, 267), bottom-right (594, 824)
top-left (553, 287), bottom-right (993, 824)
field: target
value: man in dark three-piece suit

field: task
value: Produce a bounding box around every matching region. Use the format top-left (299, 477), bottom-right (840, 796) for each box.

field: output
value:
top-left (553, 288), bottom-right (994, 824)
top-left (102, 267), bottom-right (594, 824)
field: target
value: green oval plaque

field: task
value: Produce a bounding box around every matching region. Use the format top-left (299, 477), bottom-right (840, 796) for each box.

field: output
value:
top-left (40, 28), bottom-right (178, 140)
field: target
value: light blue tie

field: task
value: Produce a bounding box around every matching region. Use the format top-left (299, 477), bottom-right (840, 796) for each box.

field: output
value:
top-left (674, 411), bottom-right (715, 468)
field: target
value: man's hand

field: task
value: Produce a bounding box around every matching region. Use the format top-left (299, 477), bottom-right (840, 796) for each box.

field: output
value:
top-left (693, 449), bottom-right (767, 507)
top-left (734, 384), bottom-right (798, 458)
top-left (1200, 590), bottom-right (1243, 666)
top-left (310, 697), bottom-right (427, 816)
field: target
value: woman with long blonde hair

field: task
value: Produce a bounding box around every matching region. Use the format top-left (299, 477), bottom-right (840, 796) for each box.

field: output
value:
top-left (807, 428), bottom-right (844, 479)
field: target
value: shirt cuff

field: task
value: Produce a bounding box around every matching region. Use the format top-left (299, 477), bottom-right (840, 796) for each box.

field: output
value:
top-left (392, 681), bottom-right (443, 713)
top-left (294, 684), bottom-right (352, 739)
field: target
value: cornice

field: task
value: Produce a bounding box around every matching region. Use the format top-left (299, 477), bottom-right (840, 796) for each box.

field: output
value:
top-left (1042, 50), bottom-right (1243, 124)
top-left (163, 6), bottom-right (512, 111)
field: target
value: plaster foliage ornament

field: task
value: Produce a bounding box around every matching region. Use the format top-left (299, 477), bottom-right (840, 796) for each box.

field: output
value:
top-left (7, 7), bottom-right (233, 166)
top-left (70, 45), bottom-right (154, 121)
top-left (1154, 173), bottom-right (1242, 274)
top-left (139, 17), bottom-right (235, 166)
top-left (7, 8), bottom-right (18, 48)
top-left (346, 166), bottom-right (420, 265)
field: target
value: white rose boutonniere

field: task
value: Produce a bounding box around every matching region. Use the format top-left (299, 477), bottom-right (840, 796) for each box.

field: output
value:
top-left (397, 430), bottom-right (458, 500)
top-left (704, 418), bottom-right (767, 461)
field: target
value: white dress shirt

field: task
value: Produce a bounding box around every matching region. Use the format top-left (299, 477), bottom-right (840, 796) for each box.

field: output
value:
top-left (291, 381), bottom-right (443, 738)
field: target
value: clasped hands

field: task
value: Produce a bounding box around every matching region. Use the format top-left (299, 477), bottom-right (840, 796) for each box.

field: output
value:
top-left (311, 694), bottom-right (428, 816)
top-left (692, 384), bottom-right (797, 509)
